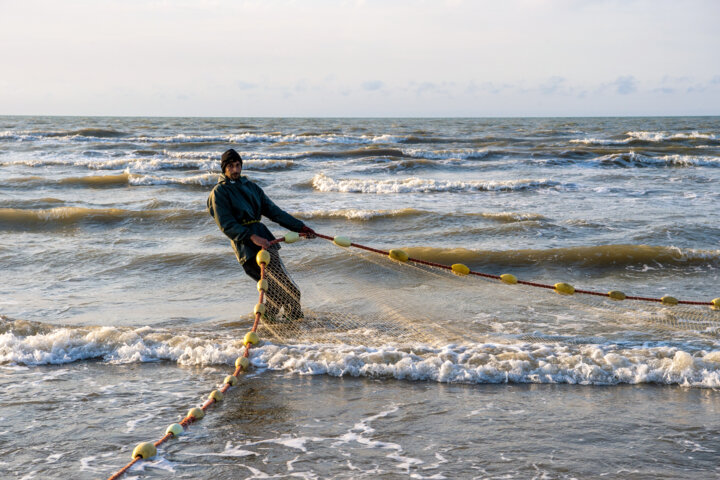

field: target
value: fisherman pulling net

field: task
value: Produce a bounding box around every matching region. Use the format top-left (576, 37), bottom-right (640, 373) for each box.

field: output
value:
top-left (207, 148), bottom-right (317, 323)
top-left (208, 148), bottom-right (720, 346)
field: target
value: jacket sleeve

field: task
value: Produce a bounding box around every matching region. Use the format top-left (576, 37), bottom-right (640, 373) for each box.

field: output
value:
top-left (207, 187), bottom-right (251, 242)
top-left (257, 186), bottom-right (306, 232)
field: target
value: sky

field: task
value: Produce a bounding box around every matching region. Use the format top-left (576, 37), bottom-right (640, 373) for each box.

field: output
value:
top-left (1, 0), bottom-right (719, 117)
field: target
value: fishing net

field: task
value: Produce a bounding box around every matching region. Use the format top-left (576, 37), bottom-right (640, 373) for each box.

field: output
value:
top-left (257, 238), bottom-right (720, 346)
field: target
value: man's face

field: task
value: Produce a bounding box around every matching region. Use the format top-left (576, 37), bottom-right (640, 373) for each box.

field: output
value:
top-left (225, 161), bottom-right (242, 180)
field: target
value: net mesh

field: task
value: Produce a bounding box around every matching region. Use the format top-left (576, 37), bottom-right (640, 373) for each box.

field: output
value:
top-left (257, 239), bottom-right (720, 346)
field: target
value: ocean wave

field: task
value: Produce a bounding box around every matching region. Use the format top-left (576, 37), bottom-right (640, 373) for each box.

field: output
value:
top-left (161, 147), bottom-right (500, 164)
top-left (0, 207), bottom-right (205, 228)
top-left (593, 152), bottom-right (720, 168)
top-left (0, 129), bottom-right (495, 147)
top-left (255, 342), bottom-right (720, 388)
top-left (0, 131), bottom-right (410, 146)
top-left (0, 319), bottom-right (244, 366)
top-left (3, 318), bottom-right (719, 387)
top-left (479, 212), bottom-right (547, 223)
top-left (50, 172), bottom-right (219, 187)
top-left (0, 197), bottom-right (65, 209)
top-left (571, 131), bottom-right (719, 146)
top-left (627, 131), bottom-right (718, 142)
top-left (403, 244), bottom-right (720, 270)
top-left (309, 173), bottom-right (564, 194)
top-left (47, 128), bottom-right (128, 138)
top-left (0, 128), bottom-right (127, 142)
top-left (128, 172), bottom-right (220, 186)
top-left (2, 152), bottom-right (294, 172)
top-left (357, 157), bottom-right (467, 173)
top-left (293, 209), bottom-right (546, 224)
top-left (401, 147), bottom-right (496, 160)
top-left (295, 208), bottom-right (429, 221)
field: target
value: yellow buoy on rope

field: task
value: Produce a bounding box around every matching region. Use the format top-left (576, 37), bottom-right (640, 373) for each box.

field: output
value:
top-left (187, 407), bottom-right (204, 420)
top-left (284, 231), bottom-right (300, 243)
top-left (451, 263), bottom-right (470, 276)
top-left (132, 442), bottom-right (157, 459)
top-left (209, 390), bottom-right (224, 402)
top-left (554, 282), bottom-right (575, 295)
top-left (165, 423), bottom-right (184, 437)
top-left (224, 374), bottom-right (238, 385)
top-left (256, 250), bottom-right (271, 266)
top-left (389, 249), bottom-right (409, 262)
top-left (235, 356), bottom-right (250, 370)
top-left (500, 273), bottom-right (518, 284)
top-left (608, 290), bottom-right (626, 301)
top-left (243, 332), bottom-right (259, 346)
top-left (333, 236), bottom-right (351, 247)
top-left (256, 279), bottom-right (268, 292)
top-left (661, 295), bottom-right (679, 306)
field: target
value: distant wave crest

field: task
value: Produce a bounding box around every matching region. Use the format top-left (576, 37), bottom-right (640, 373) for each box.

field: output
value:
top-left (403, 244), bottom-right (720, 269)
top-left (309, 173), bottom-right (564, 194)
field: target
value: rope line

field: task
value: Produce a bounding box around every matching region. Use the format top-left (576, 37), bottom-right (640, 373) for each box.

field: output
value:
top-left (107, 241), bottom-right (283, 480)
top-left (107, 229), bottom-right (717, 478)
top-left (313, 232), bottom-right (717, 307)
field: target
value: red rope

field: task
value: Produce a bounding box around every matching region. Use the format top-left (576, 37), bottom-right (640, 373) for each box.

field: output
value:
top-left (314, 232), bottom-right (712, 306)
top-left (107, 246), bottom-right (274, 479)
top-left (107, 229), bottom-right (714, 478)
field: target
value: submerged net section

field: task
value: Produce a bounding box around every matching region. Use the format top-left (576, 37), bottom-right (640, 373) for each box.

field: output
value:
top-left (256, 237), bottom-right (720, 347)
top-left (257, 242), bottom-right (438, 345)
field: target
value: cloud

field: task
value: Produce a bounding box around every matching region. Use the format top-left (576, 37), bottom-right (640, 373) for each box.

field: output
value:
top-left (661, 75), bottom-right (692, 85)
top-left (539, 76), bottom-right (571, 95)
top-left (361, 80), bottom-right (384, 91)
top-left (614, 75), bottom-right (637, 95)
top-left (236, 81), bottom-right (258, 90)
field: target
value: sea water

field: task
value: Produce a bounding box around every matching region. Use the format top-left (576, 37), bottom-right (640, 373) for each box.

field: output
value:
top-left (1, 116), bottom-right (719, 478)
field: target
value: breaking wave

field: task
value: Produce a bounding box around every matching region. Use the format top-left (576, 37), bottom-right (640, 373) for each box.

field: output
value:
top-left (571, 131), bottom-right (719, 146)
top-left (592, 152), bottom-right (720, 168)
top-left (309, 173), bottom-right (565, 194)
top-left (0, 207), bottom-right (205, 228)
top-left (294, 208), bottom-right (546, 223)
top-left (403, 244), bottom-right (720, 270)
top-left (2, 318), bottom-right (719, 387)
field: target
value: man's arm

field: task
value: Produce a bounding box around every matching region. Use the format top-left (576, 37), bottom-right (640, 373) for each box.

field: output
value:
top-left (257, 186), bottom-right (306, 232)
top-left (207, 188), bottom-right (251, 243)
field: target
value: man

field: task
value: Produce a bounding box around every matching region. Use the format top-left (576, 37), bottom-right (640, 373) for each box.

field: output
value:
top-left (207, 148), bottom-right (315, 322)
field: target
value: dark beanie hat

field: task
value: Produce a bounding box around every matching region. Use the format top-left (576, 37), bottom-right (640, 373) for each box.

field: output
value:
top-left (221, 149), bottom-right (242, 172)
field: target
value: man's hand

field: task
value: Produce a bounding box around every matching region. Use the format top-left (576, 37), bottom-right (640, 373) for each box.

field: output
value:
top-left (250, 234), bottom-right (271, 249)
top-left (300, 226), bottom-right (317, 239)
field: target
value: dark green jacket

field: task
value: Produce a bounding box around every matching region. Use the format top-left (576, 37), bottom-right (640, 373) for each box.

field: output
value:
top-left (207, 175), bottom-right (305, 264)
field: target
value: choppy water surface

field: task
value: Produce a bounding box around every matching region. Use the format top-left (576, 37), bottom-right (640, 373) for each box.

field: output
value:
top-left (1, 116), bottom-right (720, 479)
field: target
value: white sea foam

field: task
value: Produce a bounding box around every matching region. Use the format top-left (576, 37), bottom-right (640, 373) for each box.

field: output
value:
top-left (571, 131), bottom-right (718, 146)
top-left (401, 147), bottom-right (492, 160)
top-left (627, 131), bottom-right (718, 141)
top-left (0, 130), bottom-right (404, 146)
top-left (127, 172), bottom-right (219, 186)
top-left (295, 208), bottom-right (425, 221)
top-left (310, 173), bottom-right (563, 194)
top-left (570, 137), bottom-right (629, 146)
top-left (593, 152), bottom-right (720, 167)
top-left (7, 321), bottom-right (719, 387)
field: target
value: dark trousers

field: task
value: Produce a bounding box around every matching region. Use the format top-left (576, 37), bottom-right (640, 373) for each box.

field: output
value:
top-left (242, 248), bottom-right (303, 321)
